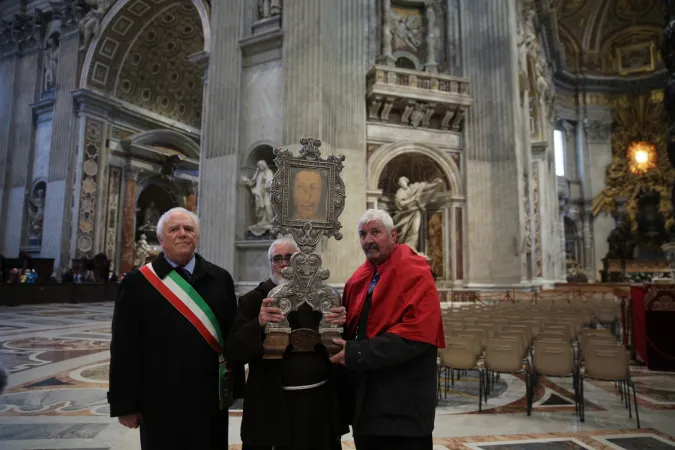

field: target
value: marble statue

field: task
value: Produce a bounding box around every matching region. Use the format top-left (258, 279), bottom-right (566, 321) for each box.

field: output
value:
top-left (410, 103), bottom-right (425, 127)
top-left (257, 0), bottom-right (281, 20)
top-left (380, 0), bottom-right (394, 64)
top-left (43, 34), bottom-right (59, 91)
top-left (242, 160), bottom-right (275, 236)
top-left (535, 58), bottom-right (554, 115)
top-left (27, 188), bottom-right (45, 241)
top-left (79, 0), bottom-right (113, 52)
top-left (134, 234), bottom-right (152, 267)
top-left (137, 202), bottom-right (160, 234)
top-left (392, 176), bottom-right (443, 251)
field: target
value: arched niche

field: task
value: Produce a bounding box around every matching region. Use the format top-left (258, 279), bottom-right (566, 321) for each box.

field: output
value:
top-left (368, 142), bottom-right (463, 199)
top-left (239, 143), bottom-right (277, 240)
top-left (135, 176), bottom-right (185, 244)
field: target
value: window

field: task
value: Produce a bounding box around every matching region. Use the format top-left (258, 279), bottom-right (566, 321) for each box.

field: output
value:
top-left (554, 129), bottom-right (565, 177)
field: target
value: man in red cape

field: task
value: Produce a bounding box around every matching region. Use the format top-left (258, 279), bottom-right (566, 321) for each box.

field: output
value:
top-left (332, 209), bottom-right (444, 450)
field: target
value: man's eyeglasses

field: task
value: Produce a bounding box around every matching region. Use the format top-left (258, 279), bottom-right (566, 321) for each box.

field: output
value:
top-left (270, 253), bottom-right (293, 265)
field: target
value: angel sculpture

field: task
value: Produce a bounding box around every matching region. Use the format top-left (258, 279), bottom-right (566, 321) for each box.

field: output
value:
top-left (79, 0), bottom-right (113, 52)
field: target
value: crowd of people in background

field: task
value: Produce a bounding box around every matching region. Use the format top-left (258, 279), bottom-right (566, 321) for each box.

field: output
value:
top-left (0, 253), bottom-right (122, 284)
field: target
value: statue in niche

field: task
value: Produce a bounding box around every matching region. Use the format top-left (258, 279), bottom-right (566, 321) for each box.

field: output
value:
top-left (242, 160), bottom-right (275, 237)
top-left (43, 33), bottom-right (59, 91)
top-left (257, 0), bottom-right (281, 20)
top-left (535, 58), bottom-right (554, 116)
top-left (392, 176), bottom-right (443, 252)
top-left (78, 0), bottom-right (113, 52)
top-left (606, 214), bottom-right (635, 260)
top-left (137, 202), bottom-right (160, 235)
top-left (134, 234), bottom-right (153, 267)
top-left (27, 188), bottom-right (45, 243)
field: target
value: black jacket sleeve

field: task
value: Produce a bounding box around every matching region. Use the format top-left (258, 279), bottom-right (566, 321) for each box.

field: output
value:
top-left (225, 294), bottom-right (265, 364)
top-left (345, 332), bottom-right (434, 372)
top-left (108, 275), bottom-right (143, 417)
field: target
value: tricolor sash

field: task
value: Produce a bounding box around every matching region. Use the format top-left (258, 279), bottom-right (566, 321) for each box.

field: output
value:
top-left (140, 262), bottom-right (229, 409)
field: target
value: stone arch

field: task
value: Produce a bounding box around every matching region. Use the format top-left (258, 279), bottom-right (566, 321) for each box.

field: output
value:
top-left (80, 0), bottom-right (210, 89)
top-left (368, 142), bottom-right (463, 199)
top-left (125, 129), bottom-right (200, 160)
top-left (242, 141), bottom-right (278, 171)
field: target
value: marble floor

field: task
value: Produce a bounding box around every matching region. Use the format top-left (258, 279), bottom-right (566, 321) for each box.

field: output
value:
top-left (0, 303), bottom-right (674, 450)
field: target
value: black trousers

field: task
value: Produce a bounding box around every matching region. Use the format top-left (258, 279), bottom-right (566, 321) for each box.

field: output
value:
top-left (354, 434), bottom-right (433, 450)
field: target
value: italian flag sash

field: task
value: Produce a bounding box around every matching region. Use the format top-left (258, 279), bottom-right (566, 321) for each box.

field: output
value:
top-left (140, 262), bottom-right (229, 409)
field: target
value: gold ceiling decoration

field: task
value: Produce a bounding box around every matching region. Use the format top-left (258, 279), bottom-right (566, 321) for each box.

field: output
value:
top-left (555, 0), bottom-right (663, 77)
top-left (592, 91), bottom-right (672, 232)
top-left (627, 141), bottom-right (657, 175)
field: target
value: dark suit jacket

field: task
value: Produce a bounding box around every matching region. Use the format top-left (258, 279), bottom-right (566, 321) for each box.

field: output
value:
top-left (108, 253), bottom-right (241, 450)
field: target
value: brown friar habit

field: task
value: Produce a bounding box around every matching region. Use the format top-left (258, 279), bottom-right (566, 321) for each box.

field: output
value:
top-left (227, 279), bottom-right (345, 450)
top-left (108, 253), bottom-right (243, 450)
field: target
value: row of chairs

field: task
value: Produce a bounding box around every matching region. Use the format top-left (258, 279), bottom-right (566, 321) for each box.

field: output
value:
top-left (437, 300), bottom-right (640, 427)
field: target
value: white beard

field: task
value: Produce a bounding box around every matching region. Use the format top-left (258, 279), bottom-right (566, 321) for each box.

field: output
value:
top-left (270, 272), bottom-right (286, 286)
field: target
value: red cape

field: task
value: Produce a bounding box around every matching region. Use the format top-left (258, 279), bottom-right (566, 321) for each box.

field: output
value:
top-left (344, 244), bottom-right (445, 348)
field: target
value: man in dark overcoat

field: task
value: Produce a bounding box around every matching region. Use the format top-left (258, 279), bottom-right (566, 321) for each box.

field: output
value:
top-left (227, 237), bottom-right (346, 450)
top-left (108, 207), bottom-right (242, 450)
top-left (331, 209), bottom-right (445, 450)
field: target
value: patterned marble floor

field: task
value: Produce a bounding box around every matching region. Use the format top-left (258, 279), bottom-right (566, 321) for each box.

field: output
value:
top-left (0, 303), bottom-right (674, 450)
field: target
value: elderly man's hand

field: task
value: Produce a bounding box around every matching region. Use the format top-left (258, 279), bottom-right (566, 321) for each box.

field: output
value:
top-left (325, 306), bottom-right (346, 326)
top-left (259, 298), bottom-right (285, 327)
top-left (119, 413), bottom-right (142, 429)
top-left (330, 338), bottom-right (346, 365)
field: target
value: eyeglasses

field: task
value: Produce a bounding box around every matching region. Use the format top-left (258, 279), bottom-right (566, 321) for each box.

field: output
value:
top-left (270, 253), bottom-right (293, 265)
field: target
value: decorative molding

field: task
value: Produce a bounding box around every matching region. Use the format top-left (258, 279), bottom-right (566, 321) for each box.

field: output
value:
top-left (533, 162), bottom-right (542, 278)
top-left (366, 65), bottom-right (472, 131)
top-left (75, 117), bottom-right (105, 258)
top-left (584, 120), bottom-right (611, 142)
top-left (104, 166), bottom-right (122, 264)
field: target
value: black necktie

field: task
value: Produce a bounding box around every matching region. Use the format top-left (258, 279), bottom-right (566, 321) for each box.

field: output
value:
top-left (176, 266), bottom-right (191, 284)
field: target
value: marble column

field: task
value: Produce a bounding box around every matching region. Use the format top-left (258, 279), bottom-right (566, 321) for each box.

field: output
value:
top-left (0, 53), bottom-right (17, 254)
top-left (119, 169), bottom-right (139, 275)
top-left (42, 30), bottom-right (80, 269)
top-left (425, 1), bottom-right (438, 72)
top-left (281, 0), bottom-right (368, 282)
top-left (379, 0), bottom-right (395, 65)
top-left (186, 182), bottom-right (198, 213)
top-left (461, 0), bottom-right (524, 285)
top-left (1, 46), bottom-right (41, 255)
top-left (585, 117), bottom-right (612, 279)
top-left (198, 0), bottom-right (243, 273)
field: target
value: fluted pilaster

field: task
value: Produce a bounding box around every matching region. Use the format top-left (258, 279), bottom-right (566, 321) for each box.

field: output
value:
top-left (42, 31), bottom-right (80, 268)
top-left (0, 54), bottom-right (17, 252)
top-left (461, 0), bottom-right (523, 284)
top-left (0, 48), bottom-right (40, 254)
top-left (198, 0), bottom-right (243, 273)
top-left (47, 32), bottom-right (79, 182)
top-left (280, 0), bottom-right (368, 282)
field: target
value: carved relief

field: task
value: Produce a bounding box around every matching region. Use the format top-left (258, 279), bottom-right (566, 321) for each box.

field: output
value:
top-left (0, 10), bottom-right (45, 53)
top-left (26, 182), bottom-right (46, 247)
top-left (427, 211), bottom-right (443, 278)
top-left (76, 118), bottom-right (104, 258)
top-left (104, 166), bottom-right (121, 264)
top-left (533, 163), bottom-right (542, 278)
top-left (584, 120), bottom-right (611, 142)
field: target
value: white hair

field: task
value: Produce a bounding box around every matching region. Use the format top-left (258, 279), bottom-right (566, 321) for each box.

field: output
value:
top-left (157, 207), bottom-right (200, 239)
top-left (357, 209), bottom-right (395, 233)
top-left (267, 237), bottom-right (299, 261)
top-left (268, 237), bottom-right (299, 285)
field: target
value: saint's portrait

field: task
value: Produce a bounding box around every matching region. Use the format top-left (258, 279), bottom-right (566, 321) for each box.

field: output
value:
top-left (289, 167), bottom-right (328, 222)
